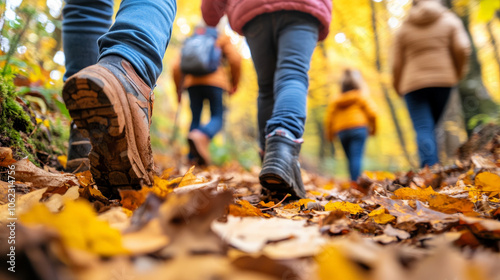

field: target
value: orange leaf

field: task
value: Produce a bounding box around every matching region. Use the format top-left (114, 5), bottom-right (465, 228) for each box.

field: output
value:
top-left (394, 187), bottom-right (474, 214)
top-left (324, 201), bottom-right (363, 214)
top-left (229, 200), bottom-right (271, 218)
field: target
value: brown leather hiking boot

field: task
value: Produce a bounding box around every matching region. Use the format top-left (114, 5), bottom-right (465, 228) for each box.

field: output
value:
top-left (187, 129), bottom-right (211, 166)
top-left (62, 55), bottom-right (154, 197)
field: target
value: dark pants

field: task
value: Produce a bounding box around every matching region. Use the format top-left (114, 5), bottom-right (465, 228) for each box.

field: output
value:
top-left (338, 127), bottom-right (368, 181)
top-left (188, 85), bottom-right (224, 139)
top-left (404, 87), bottom-right (452, 167)
top-left (243, 11), bottom-right (319, 150)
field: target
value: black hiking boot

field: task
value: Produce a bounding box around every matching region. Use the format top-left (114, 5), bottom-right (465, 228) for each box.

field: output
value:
top-left (259, 136), bottom-right (306, 199)
top-left (66, 121), bottom-right (91, 173)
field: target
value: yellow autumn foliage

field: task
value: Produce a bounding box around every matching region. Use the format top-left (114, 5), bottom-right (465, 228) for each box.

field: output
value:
top-left (316, 245), bottom-right (364, 280)
top-left (394, 187), bottom-right (474, 214)
top-left (368, 207), bottom-right (396, 224)
top-left (324, 201), bottom-right (364, 215)
top-left (20, 200), bottom-right (128, 256)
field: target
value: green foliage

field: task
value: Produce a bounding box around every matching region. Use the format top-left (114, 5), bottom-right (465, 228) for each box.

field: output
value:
top-left (468, 105), bottom-right (500, 129)
top-left (0, 70), bottom-right (37, 162)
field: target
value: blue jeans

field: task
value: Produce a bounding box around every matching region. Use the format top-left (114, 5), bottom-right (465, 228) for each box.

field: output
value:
top-left (62, 0), bottom-right (176, 88)
top-left (405, 87), bottom-right (452, 167)
top-left (338, 127), bottom-right (368, 181)
top-left (243, 11), bottom-right (319, 150)
top-left (188, 86), bottom-right (224, 139)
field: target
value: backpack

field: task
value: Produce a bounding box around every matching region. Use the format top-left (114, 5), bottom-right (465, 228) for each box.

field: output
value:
top-left (180, 27), bottom-right (222, 76)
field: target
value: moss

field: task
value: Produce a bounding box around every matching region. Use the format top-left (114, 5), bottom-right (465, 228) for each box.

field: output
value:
top-left (0, 74), bottom-right (37, 163)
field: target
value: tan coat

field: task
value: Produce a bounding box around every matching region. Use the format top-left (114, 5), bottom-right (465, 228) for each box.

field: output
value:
top-left (391, 0), bottom-right (471, 95)
top-left (173, 34), bottom-right (242, 94)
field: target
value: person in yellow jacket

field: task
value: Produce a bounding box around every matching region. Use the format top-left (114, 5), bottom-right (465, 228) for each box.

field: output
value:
top-left (172, 25), bottom-right (241, 166)
top-left (325, 69), bottom-right (377, 181)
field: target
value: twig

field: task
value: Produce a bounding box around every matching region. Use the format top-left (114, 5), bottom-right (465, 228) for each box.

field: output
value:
top-left (260, 194), bottom-right (291, 211)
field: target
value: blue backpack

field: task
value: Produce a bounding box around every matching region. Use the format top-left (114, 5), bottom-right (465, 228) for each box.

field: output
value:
top-left (180, 27), bottom-right (222, 76)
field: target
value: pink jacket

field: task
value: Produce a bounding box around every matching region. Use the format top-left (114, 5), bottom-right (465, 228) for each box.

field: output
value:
top-left (201, 0), bottom-right (332, 41)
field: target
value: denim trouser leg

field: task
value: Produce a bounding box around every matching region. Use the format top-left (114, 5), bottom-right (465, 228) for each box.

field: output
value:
top-left (405, 87), bottom-right (451, 167)
top-left (98, 0), bottom-right (177, 88)
top-left (188, 86), bottom-right (224, 139)
top-left (244, 11), bottom-right (319, 150)
top-left (338, 127), bottom-right (368, 181)
top-left (62, 0), bottom-right (113, 81)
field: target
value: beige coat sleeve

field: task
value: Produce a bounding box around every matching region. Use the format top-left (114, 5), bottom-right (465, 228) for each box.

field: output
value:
top-left (450, 16), bottom-right (471, 79)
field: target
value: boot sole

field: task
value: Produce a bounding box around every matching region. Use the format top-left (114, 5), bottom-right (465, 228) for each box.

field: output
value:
top-left (259, 168), bottom-right (304, 200)
top-left (63, 68), bottom-right (148, 194)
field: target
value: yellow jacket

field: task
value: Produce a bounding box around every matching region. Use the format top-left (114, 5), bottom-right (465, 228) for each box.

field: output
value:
top-left (172, 34), bottom-right (242, 94)
top-left (324, 90), bottom-right (377, 141)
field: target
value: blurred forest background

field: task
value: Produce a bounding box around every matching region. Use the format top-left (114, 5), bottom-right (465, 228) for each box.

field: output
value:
top-left (1, 0), bottom-right (499, 179)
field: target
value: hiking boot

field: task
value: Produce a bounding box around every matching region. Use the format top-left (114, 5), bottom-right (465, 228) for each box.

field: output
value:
top-left (187, 129), bottom-right (211, 166)
top-left (259, 136), bottom-right (306, 199)
top-left (62, 55), bottom-right (155, 197)
top-left (66, 121), bottom-right (91, 173)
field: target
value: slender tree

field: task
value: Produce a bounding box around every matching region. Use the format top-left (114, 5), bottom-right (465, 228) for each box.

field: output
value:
top-left (369, 0), bottom-right (415, 167)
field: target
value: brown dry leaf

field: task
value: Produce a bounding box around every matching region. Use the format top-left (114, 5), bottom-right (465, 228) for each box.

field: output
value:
top-left (459, 215), bottom-right (500, 239)
top-left (158, 190), bottom-right (232, 257)
top-left (75, 170), bottom-right (93, 187)
top-left (0, 147), bottom-right (16, 167)
top-left (369, 207), bottom-right (396, 224)
top-left (122, 219), bottom-right (169, 254)
top-left (0, 180), bottom-right (10, 205)
top-left (383, 224), bottom-right (410, 240)
top-left (229, 200), bottom-right (271, 218)
top-left (13, 159), bottom-right (79, 189)
top-left (394, 186), bottom-right (474, 214)
top-left (324, 201), bottom-right (364, 214)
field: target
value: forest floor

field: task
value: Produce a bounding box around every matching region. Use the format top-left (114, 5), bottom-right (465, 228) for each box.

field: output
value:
top-left (0, 127), bottom-right (499, 280)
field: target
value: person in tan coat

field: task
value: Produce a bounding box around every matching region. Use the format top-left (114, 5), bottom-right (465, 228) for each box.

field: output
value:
top-left (391, 0), bottom-right (471, 167)
top-left (173, 25), bottom-right (241, 166)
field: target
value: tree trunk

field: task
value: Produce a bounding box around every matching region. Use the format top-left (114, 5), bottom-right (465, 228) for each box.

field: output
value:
top-left (370, 0), bottom-right (416, 168)
top-left (486, 20), bottom-right (500, 88)
top-left (447, 2), bottom-right (498, 135)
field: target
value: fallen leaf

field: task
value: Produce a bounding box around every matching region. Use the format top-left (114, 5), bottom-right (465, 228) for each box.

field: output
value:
top-left (57, 155), bottom-right (67, 169)
top-left (383, 224), bottom-right (410, 240)
top-left (394, 186), bottom-right (474, 214)
top-left (0, 147), bottom-right (16, 167)
top-left (258, 201), bottom-right (275, 208)
top-left (369, 207), bottom-right (396, 224)
top-left (324, 201), bottom-right (364, 215)
top-left (177, 165), bottom-right (208, 188)
top-left (229, 200), bottom-right (271, 218)
top-left (316, 245), bottom-right (364, 280)
top-left (20, 200), bottom-right (128, 256)
top-left (0, 188), bottom-right (47, 222)
top-left (13, 159), bottom-right (79, 189)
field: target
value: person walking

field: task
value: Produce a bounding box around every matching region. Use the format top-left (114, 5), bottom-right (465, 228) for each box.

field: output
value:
top-left (392, 0), bottom-right (471, 167)
top-left (324, 69), bottom-right (377, 181)
top-left (172, 25), bottom-right (241, 166)
top-left (61, 0), bottom-right (176, 197)
top-left (202, 0), bottom-right (332, 199)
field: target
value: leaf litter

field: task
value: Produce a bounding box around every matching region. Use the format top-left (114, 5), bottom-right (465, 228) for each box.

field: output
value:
top-left (0, 146), bottom-right (499, 280)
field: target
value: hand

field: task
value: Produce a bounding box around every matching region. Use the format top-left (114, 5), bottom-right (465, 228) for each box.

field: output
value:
top-left (229, 85), bottom-right (237, 96)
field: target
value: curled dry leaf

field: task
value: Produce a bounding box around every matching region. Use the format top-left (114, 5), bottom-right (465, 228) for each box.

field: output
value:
top-left (0, 147), bottom-right (16, 167)
top-left (229, 200), bottom-right (271, 218)
top-left (13, 159), bottom-right (79, 189)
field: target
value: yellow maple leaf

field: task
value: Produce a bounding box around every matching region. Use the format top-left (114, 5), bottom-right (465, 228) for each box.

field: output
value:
top-left (368, 207), bottom-right (395, 224)
top-left (364, 171), bottom-right (396, 181)
top-left (20, 200), bottom-right (128, 256)
top-left (325, 201), bottom-right (363, 214)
